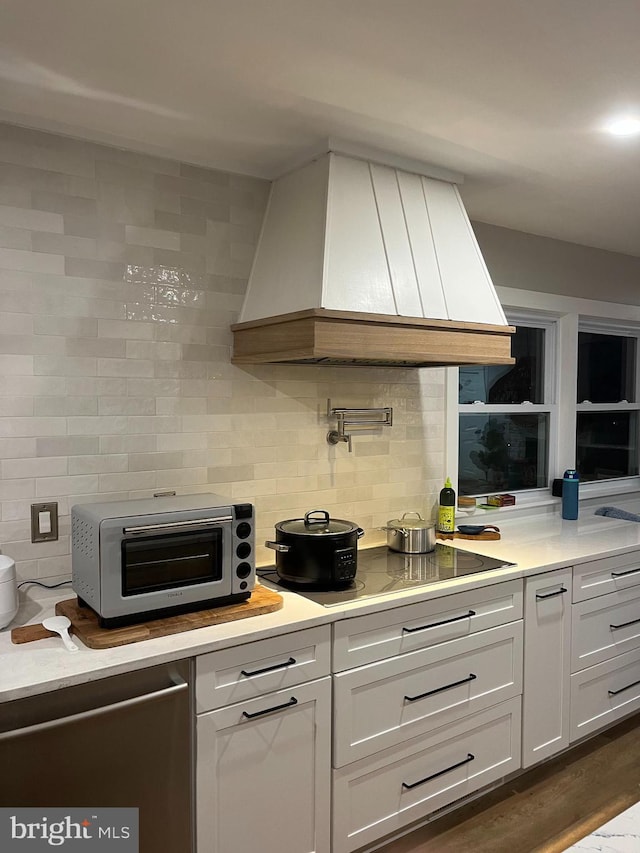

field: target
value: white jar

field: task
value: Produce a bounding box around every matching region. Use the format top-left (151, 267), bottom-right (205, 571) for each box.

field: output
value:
top-left (0, 555), bottom-right (18, 629)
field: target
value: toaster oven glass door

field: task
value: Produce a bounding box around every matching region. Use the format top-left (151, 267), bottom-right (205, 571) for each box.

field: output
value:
top-left (122, 528), bottom-right (223, 596)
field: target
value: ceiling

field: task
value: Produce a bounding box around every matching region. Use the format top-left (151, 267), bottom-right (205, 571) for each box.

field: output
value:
top-left (2, 0), bottom-right (640, 256)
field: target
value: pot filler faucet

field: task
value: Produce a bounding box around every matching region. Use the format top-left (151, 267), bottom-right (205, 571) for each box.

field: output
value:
top-left (326, 399), bottom-right (393, 452)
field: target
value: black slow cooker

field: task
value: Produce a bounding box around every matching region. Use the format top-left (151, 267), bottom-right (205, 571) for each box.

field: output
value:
top-left (265, 509), bottom-right (364, 589)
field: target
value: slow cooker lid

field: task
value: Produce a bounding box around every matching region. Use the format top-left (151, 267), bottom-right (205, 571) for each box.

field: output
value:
top-left (278, 509), bottom-right (357, 536)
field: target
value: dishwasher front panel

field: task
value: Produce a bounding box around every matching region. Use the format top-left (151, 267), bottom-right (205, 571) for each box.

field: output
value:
top-left (0, 660), bottom-right (193, 853)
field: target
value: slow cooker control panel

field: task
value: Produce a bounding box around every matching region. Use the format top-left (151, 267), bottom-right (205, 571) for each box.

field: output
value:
top-left (334, 547), bottom-right (357, 583)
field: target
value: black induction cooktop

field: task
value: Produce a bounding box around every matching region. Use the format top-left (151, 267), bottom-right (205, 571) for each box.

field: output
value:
top-left (258, 544), bottom-right (516, 607)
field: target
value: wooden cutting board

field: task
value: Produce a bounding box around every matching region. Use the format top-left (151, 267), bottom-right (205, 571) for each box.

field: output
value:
top-left (437, 531), bottom-right (501, 541)
top-left (11, 585), bottom-right (283, 649)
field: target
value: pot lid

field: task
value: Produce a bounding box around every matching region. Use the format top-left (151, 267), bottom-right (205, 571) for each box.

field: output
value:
top-left (278, 509), bottom-right (358, 536)
top-left (386, 511), bottom-right (432, 530)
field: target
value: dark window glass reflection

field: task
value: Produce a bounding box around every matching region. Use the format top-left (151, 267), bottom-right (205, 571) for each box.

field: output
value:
top-left (576, 411), bottom-right (638, 481)
top-left (577, 333), bottom-right (635, 403)
top-left (459, 414), bottom-right (549, 495)
top-left (459, 327), bottom-right (544, 404)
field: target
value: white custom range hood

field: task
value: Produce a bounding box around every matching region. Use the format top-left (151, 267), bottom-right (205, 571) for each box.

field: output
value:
top-left (232, 149), bottom-right (514, 367)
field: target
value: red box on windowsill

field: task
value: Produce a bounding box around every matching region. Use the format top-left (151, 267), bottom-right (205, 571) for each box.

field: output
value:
top-left (486, 494), bottom-right (516, 507)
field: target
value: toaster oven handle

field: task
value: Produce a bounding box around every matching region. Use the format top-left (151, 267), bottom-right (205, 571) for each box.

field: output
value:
top-left (123, 516), bottom-right (233, 534)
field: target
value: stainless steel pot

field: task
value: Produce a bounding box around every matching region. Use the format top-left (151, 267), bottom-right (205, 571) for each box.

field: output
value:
top-left (266, 509), bottom-right (365, 589)
top-left (380, 512), bottom-right (436, 554)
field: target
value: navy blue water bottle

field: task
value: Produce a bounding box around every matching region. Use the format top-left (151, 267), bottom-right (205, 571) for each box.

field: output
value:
top-left (562, 469), bottom-right (579, 520)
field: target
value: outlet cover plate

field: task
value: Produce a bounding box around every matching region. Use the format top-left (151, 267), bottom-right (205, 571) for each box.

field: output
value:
top-left (31, 502), bottom-right (59, 542)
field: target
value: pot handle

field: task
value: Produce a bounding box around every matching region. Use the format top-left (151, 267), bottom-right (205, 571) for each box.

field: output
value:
top-left (357, 527), bottom-right (365, 539)
top-left (265, 540), bottom-right (290, 553)
top-left (304, 509), bottom-right (330, 526)
top-left (378, 526), bottom-right (410, 538)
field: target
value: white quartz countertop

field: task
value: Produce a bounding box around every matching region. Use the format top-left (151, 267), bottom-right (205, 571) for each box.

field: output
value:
top-left (564, 800), bottom-right (640, 851)
top-left (3, 499), bottom-right (640, 702)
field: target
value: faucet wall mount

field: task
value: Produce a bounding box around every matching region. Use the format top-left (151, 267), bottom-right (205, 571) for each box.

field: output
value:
top-left (326, 399), bottom-right (393, 453)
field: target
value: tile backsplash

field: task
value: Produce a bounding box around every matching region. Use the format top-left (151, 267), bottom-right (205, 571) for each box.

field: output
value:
top-left (0, 123), bottom-right (446, 585)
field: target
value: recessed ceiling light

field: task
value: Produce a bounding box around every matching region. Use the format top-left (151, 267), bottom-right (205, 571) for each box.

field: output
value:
top-left (605, 116), bottom-right (640, 136)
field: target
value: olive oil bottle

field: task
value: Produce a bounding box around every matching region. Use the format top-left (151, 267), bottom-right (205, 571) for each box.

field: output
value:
top-left (437, 477), bottom-right (456, 533)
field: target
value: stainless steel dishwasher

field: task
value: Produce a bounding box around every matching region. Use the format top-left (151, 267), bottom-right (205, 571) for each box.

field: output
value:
top-left (0, 660), bottom-right (193, 852)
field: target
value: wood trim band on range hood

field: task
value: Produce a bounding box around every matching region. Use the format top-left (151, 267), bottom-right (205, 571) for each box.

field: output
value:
top-left (231, 308), bottom-right (515, 367)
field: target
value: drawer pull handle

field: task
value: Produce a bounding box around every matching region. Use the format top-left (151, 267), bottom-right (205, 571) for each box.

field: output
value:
top-left (240, 657), bottom-right (296, 677)
top-left (403, 610), bottom-right (476, 634)
top-left (611, 567), bottom-right (640, 578)
top-left (402, 753), bottom-right (475, 790)
top-left (610, 617), bottom-right (640, 631)
top-left (242, 697), bottom-right (298, 719)
top-left (535, 587), bottom-right (568, 600)
top-left (405, 673), bottom-right (477, 703)
top-left (608, 678), bottom-right (640, 697)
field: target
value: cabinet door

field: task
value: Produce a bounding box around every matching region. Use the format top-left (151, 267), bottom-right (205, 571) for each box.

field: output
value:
top-left (521, 569), bottom-right (572, 768)
top-left (197, 676), bottom-right (331, 853)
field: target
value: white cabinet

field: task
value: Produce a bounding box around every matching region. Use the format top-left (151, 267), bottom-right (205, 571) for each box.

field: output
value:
top-left (572, 551), bottom-right (640, 603)
top-left (333, 579), bottom-right (522, 671)
top-left (195, 627), bottom-right (332, 853)
top-left (569, 549), bottom-right (640, 744)
top-left (333, 698), bottom-right (521, 853)
top-left (333, 621), bottom-right (522, 766)
top-left (570, 647), bottom-right (640, 741)
top-left (571, 584), bottom-right (640, 671)
top-left (331, 580), bottom-right (523, 853)
top-left (521, 568), bottom-right (572, 768)
top-left (196, 625), bottom-right (331, 711)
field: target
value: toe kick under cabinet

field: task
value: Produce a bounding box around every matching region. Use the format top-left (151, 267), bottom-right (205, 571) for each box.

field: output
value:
top-left (570, 552), bottom-right (640, 742)
top-left (331, 579), bottom-right (524, 853)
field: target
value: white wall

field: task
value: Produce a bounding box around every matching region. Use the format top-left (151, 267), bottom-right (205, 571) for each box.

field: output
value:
top-left (474, 221), bottom-right (640, 305)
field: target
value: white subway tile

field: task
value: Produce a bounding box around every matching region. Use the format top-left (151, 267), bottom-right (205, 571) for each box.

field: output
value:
top-left (0, 247), bottom-right (65, 274)
top-left (0, 205), bottom-right (64, 233)
top-left (68, 454), bottom-right (128, 475)
top-left (36, 475), bottom-right (99, 497)
top-left (125, 225), bottom-right (181, 250)
top-left (0, 479), bottom-right (35, 499)
top-left (66, 416), bottom-right (128, 435)
top-left (0, 417), bottom-right (66, 437)
top-left (2, 456), bottom-right (68, 479)
top-left (98, 471), bottom-right (156, 492)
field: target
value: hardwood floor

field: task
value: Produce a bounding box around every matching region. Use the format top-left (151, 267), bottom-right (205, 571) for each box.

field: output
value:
top-left (376, 712), bottom-right (640, 853)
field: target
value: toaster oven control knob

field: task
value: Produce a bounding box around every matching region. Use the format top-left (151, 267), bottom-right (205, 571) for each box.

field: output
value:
top-left (236, 562), bottom-right (251, 579)
top-left (236, 522), bottom-right (252, 539)
top-left (236, 542), bottom-right (251, 559)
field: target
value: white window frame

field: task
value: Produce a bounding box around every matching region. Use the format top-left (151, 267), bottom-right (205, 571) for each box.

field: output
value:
top-left (445, 288), bottom-right (640, 511)
top-left (575, 318), bottom-right (640, 491)
top-left (452, 312), bottom-right (557, 507)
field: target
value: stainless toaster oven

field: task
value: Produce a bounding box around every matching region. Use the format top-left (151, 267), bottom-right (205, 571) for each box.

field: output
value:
top-left (71, 493), bottom-right (255, 627)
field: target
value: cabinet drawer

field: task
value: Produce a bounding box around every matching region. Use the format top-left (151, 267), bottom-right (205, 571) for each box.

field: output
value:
top-left (333, 579), bottom-right (523, 671)
top-left (570, 647), bottom-right (640, 742)
top-left (573, 552), bottom-right (640, 603)
top-left (195, 625), bottom-right (331, 712)
top-left (571, 585), bottom-right (640, 672)
top-left (332, 697), bottom-right (521, 853)
top-left (333, 621), bottom-right (523, 766)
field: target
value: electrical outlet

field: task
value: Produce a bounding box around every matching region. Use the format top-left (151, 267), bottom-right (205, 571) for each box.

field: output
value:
top-left (30, 502), bottom-right (59, 542)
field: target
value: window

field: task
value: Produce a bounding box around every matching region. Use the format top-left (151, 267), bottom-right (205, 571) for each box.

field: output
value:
top-left (576, 329), bottom-right (639, 482)
top-left (458, 323), bottom-right (552, 496)
top-left (451, 305), bottom-right (640, 504)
